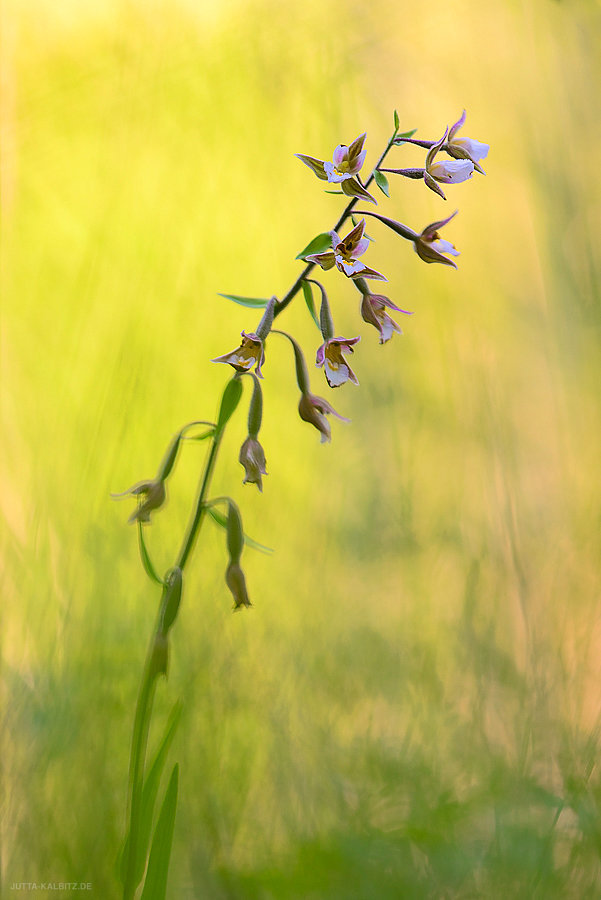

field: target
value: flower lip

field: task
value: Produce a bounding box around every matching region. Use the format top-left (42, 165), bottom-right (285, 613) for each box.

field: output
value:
top-left (414, 210), bottom-right (460, 268)
top-left (212, 331), bottom-right (266, 377)
top-left (316, 336), bottom-right (361, 388)
top-left (298, 391), bottom-right (349, 442)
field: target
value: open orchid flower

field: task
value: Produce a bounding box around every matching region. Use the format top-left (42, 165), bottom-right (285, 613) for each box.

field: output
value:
top-left (296, 134), bottom-right (377, 204)
top-left (446, 110), bottom-right (489, 174)
top-left (414, 211), bottom-right (460, 268)
top-left (316, 336), bottom-right (360, 388)
top-left (360, 292), bottom-right (412, 343)
top-left (424, 129), bottom-right (474, 200)
top-left (212, 331), bottom-right (265, 377)
top-left (305, 220), bottom-right (386, 281)
top-left (298, 391), bottom-right (350, 443)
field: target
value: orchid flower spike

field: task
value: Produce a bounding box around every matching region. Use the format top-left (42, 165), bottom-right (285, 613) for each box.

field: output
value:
top-left (446, 110), bottom-right (489, 174)
top-left (414, 211), bottom-right (461, 268)
top-left (295, 134), bottom-right (377, 204)
top-left (424, 128), bottom-right (474, 200)
top-left (305, 220), bottom-right (386, 282)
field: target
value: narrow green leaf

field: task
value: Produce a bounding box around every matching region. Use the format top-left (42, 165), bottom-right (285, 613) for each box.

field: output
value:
top-left (183, 429), bottom-right (215, 442)
top-left (217, 293), bottom-right (269, 309)
top-left (207, 506), bottom-right (274, 554)
top-left (295, 232), bottom-right (332, 260)
top-left (119, 704), bottom-right (182, 887)
top-left (138, 523), bottom-right (164, 586)
top-left (393, 109), bottom-right (400, 131)
top-left (140, 764), bottom-right (179, 900)
top-left (301, 280), bottom-right (320, 330)
top-left (216, 377), bottom-right (243, 433)
top-left (395, 128), bottom-right (417, 141)
top-left (374, 169), bottom-right (390, 198)
top-left (324, 190), bottom-right (344, 195)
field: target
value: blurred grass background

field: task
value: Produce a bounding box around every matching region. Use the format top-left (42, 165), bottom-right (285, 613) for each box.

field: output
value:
top-left (2, 0), bottom-right (601, 896)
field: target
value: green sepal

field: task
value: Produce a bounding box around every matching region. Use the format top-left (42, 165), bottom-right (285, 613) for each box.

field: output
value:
top-left (207, 506), bottom-right (274, 554)
top-left (301, 280), bottom-right (321, 331)
top-left (374, 169), bottom-right (390, 198)
top-left (138, 523), bottom-right (164, 586)
top-left (140, 764), bottom-right (179, 900)
top-left (295, 232), bottom-right (333, 260)
top-left (216, 376), bottom-right (243, 434)
top-left (217, 294), bottom-right (270, 309)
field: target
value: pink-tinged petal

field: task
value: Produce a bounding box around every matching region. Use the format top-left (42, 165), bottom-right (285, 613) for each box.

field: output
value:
top-left (452, 136), bottom-right (489, 163)
top-left (348, 133), bottom-right (366, 162)
top-left (341, 177), bottom-right (377, 205)
top-left (305, 251), bottom-right (336, 270)
top-left (370, 294), bottom-right (412, 314)
top-left (315, 342), bottom-right (326, 367)
top-left (332, 144), bottom-right (349, 168)
top-left (335, 336), bottom-right (361, 350)
top-left (431, 238), bottom-right (459, 257)
top-left (329, 230), bottom-right (341, 247)
top-left (354, 237), bottom-right (370, 258)
top-left (337, 257), bottom-right (365, 276)
top-left (424, 170), bottom-right (447, 200)
top-left (295, 154), bottom-right (328, 180)
top-left (349, 146), bottom-right (367, 175)
top-left (324, 161), bottom-right (352, 183)
top-left (212, 349), bottom-right (242, 366)
top-left (429, 159), bottom-right (474, 184)
top-left (352, 264), bottom-right (387, 281)
top-left (421, 210), bottom-right (458, 240)
top-left (379, 315), bottom-right (402, 343)
top-left (448, 109), bottom-right (467, 142)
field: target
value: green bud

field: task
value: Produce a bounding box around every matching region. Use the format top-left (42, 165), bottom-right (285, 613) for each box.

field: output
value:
top-left (255, 297), bottom-right (276, 341)
top-left (150, 632), bottom-right (169, 678)
top-left (226, 501), bottom-right (244, 563)
top-left (247, 374), bottom-right (263, 438)
top-left (157, 433), bottom-right (182, 481)
top-left (160, 566), bottom-right (183, 635)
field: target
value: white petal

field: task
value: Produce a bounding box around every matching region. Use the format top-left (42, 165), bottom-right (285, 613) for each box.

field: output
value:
top-left (324, 161), bottom-right (352, 183)
top-left (453, 137), bottom-right (489, 162)
top-left (431, 239), bottom-right (460, 257)
top-left (429, 159), bottom-right (474, 184)
top-left (325, 360), bottom-right (349, 387)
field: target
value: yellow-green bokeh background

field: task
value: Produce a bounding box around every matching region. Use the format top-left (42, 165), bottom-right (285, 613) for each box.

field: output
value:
top-left (2, 0), bottom-right (601, 896)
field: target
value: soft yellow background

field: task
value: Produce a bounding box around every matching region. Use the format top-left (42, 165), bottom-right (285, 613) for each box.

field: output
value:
top-left (2, 0), bottom-right (601, 896)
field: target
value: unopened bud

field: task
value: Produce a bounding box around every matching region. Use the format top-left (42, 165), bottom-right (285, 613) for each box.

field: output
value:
top-left (226, 501), bottom-right (244, 563)
top-left (255, 297), bottom-right (276, 341)
top-left (225, 560), bottom-right (252, 609)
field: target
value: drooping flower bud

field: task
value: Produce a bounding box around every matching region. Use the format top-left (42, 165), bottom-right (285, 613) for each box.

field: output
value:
top-left (111, 478), bottom-right (167, 525)
top-left (239, 436), bottom-right (267, 491)
top-left (255, 297), bottom-right (276, 341)
top-left (225, 560), bottom-right (252, 609)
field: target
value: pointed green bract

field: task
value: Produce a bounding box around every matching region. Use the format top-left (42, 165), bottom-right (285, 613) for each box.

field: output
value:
top-left (160, 567), bottom-right (183, 635)
top-left (207, 506), bottom-right (273, 554)
top-left (140, 764), bottom-right (179, 900)
top-left (395, 128), bottom-right (417, 142)
top-left (183, 429), bottom-right (215, 442)
top-left (216, 376), bottom-right (243, 433)
top-left (137, 523), bottom-right (164, 586)
top-left (217, 293), bottom-right (270, 309)
top-left (301, 280), bottom-right (320, 330)
top-left (393, 109), bottom-right (400, 131)
top-left (374, 169), bottom-right (390, 197)
top-left (296, 232), bottom-right (333, 260)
